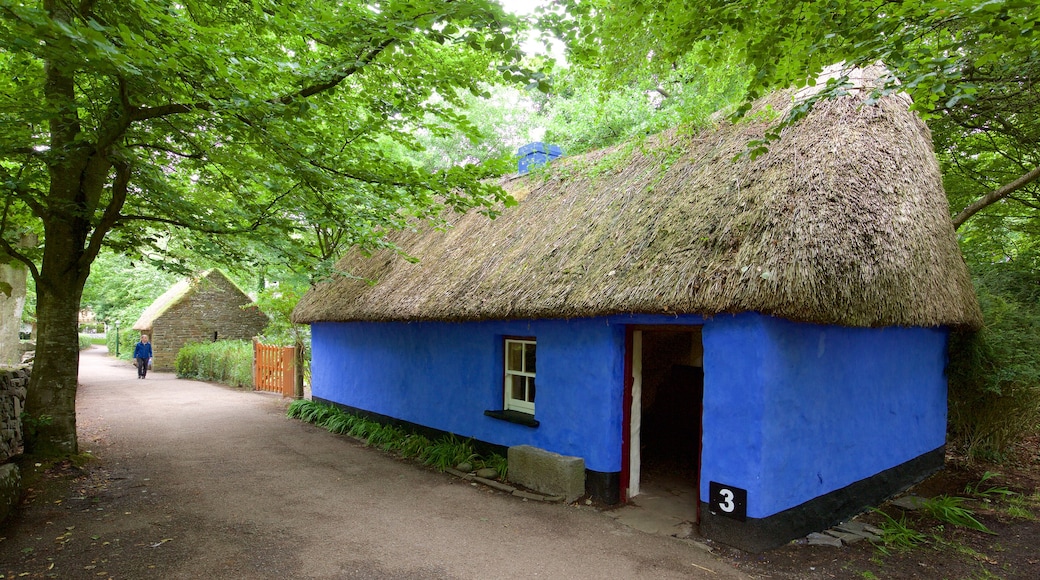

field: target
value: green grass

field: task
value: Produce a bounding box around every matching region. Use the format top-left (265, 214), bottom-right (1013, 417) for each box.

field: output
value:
top-left (965, 472), bottom-right (1017, 500)
top-left (287, 400), bottom-right (505, 475)
top-left (872, 508), bottom-right (928, 554)
top-left (423, 434), bottom-right (475, 471)
top-left (923, 495), bottom-right (994, 534)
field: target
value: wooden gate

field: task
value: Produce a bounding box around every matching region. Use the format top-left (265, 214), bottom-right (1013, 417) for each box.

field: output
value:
top-left (253, 339), bottom-right (295, 397)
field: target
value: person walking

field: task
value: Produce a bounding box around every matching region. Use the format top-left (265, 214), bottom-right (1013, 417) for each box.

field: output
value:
top-left (133, 334), bottom-right (153, 379)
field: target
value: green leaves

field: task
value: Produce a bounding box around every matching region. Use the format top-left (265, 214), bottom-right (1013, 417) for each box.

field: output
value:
top-left (2, 0), bottom-right (541, 285)
top-left (551, 0), bottom-right (1040, 232)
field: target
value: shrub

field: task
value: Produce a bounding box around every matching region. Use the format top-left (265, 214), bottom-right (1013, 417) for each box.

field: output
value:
top-left (175, 340), bottom-right (253, 388)
top-left (105, 327), bottom-right (138, 359)
top-left (947, 260), bottom-right (1040, 461)
top-left (78, 334), bottom-right (93, 350)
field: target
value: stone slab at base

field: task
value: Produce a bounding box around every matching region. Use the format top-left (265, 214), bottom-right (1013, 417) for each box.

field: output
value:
top-left (507, 445), bottom-right (585, 504)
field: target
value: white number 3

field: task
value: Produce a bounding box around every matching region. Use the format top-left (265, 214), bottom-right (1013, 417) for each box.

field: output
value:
top-left (717, 489), bottom-right (735, 513)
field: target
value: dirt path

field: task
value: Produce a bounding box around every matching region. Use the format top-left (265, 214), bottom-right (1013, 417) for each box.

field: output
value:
top-left (0, 347), bottom-right (747, 579)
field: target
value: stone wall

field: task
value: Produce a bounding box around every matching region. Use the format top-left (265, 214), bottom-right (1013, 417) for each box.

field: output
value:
top-left (1, 365), bottom-right (28, 525)
top-left (150, 274), bottom-right (269, 370)
top-left (1, 366), bottom-right (28, 461)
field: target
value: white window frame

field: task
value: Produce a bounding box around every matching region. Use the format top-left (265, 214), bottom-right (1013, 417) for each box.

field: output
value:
top-left (504, 338), bottom-right (536, 415)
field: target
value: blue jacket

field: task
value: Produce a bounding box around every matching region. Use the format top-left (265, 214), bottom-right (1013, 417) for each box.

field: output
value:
top-left (133, 341), bottom-right (153, 359)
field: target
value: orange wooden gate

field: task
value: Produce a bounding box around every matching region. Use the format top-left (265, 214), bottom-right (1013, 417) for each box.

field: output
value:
top-left (253, 340), bottom-right (295, 397)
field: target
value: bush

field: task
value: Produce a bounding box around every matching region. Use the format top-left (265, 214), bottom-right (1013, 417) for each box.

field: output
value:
top-left (105, 327), bottom-right (138, 359)
top-left (77, 334), bottom-right (93, 350)
top-left (175, 340), bottom-right (253, 388)
top-left (948, 261), bottom-right (1040, 461)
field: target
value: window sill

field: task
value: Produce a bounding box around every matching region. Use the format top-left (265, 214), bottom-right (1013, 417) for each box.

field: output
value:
top-left (484, 409), bottom-right (539, 428)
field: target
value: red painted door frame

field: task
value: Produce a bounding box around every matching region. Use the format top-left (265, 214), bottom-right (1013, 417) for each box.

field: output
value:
top-left (620, 327), bottom-right (634, 503)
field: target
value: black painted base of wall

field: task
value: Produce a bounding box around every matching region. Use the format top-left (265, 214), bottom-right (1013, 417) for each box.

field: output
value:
top-left (700, 446), bottom-right (946, 553)
top-left (312, 398), bottom-right (618, 502)
top-left (586, 470), bottom-right (620, 505)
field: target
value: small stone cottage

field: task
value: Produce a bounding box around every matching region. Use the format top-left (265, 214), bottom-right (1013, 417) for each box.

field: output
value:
top-left (293, 69), bottom-right (982, 551)
top-left (133, 269), bottom-right (268, 370)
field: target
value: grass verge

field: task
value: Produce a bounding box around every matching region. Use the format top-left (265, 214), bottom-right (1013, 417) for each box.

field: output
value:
top-left (287, 400), bottom-right (507, 477)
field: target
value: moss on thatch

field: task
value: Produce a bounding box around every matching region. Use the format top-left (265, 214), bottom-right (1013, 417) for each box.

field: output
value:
top-left (293, 82), bottom-right (982, 330)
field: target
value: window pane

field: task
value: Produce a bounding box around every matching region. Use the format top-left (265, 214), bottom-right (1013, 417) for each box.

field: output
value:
top-left (507, 342), bottom-right (523, 371)
top-left (527, 378), bottom-right (536, 403)
top-left (525, 343), bottom-right (536, 373)
top-left (511, 375), bottom-right (525, 400)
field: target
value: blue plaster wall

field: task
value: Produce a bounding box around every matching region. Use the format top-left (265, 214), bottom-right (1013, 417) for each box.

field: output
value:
top-left (311, 312), bottom-right (949, 519)
top-left (700, 314), bottom-right (949, 518)
top-left (311, 318), bottom-right (634, 472)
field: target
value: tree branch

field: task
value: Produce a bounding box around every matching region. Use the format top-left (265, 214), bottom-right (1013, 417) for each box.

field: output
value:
top-left (126, 142), bottom-right (206, 159)
top-left (116, 213), bottom-right (261, 235)
top-left (0, 237), bottom-right (40, 283)
top-left (953, 165), bottom-right (1040, 229)
top-left (131, 37), bottom-right (398, 122)
top-left (81, 159), bottom-right (130, 271)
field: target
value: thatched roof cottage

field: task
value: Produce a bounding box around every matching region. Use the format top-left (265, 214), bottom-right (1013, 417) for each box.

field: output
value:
top-left (294, 72), bottom-right (981, 551)
top-left (134, 269), bottom-right (268, 371)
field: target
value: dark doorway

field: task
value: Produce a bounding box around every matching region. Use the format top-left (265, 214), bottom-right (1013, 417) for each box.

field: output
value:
top-left (625, 327), bottom-right (703, 519)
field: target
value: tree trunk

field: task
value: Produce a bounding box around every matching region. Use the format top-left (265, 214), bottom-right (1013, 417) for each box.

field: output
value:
top-left (23, 214), bottom-right (93, 456)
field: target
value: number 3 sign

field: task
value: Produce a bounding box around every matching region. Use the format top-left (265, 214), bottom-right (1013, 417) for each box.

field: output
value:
top-left (709, 481), bottom-right (748, 521)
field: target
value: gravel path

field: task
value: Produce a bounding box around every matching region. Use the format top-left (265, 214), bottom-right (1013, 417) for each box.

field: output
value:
top-left (0, 347), bottom-right (747, 579)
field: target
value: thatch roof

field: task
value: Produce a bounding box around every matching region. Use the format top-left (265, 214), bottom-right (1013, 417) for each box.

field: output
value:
top-left (293, 74), bottom-right (982, 330)
top-left (133, 269), bottom-right (250, 331)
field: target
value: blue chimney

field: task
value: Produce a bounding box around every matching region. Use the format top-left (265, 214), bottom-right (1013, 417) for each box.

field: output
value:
top-left (517, 142), bottom-right (563, 174)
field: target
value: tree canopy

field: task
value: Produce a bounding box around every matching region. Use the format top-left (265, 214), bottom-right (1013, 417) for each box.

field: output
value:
top-left (0, 0), bottom-right (536, 455)
top-left (544, 0), bottom-right (1039, 229)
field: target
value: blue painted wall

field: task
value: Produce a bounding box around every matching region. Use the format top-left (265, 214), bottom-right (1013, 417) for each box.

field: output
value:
top-left (700, 314), bottom-right (949, 518)
top-left (312, 312), bottom-right (949, 519)
top-left (311, 318), bottom-right (633, 472)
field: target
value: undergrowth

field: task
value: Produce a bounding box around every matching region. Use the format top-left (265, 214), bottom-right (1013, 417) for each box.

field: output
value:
top-left (947, 258), bottom-right (1040, 462)
top-left (871, 471), bottom-right (1033, 559)
top-left (175, 340), bottom-right (253, 387)
top-left (287, 400), bottom-right (506, 476)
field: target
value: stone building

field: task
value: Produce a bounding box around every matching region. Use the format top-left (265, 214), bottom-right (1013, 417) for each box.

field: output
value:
top-left (133, 269), bottom-right (268, 371)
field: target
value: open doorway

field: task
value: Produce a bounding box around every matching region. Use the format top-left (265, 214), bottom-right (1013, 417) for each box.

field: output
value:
top-left (624, 327), bottom-right (703, 523)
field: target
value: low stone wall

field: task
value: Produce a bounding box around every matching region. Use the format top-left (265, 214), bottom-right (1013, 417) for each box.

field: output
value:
top-left (1, 366), bottom-right (29, 461)
top-left (1, 365), bottom-right (29, 524)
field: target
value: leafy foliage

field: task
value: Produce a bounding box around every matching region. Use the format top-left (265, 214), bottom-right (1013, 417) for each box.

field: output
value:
top-left (76, 334), bottom-right (92, 351)
top-left (947, 258), bottom-right (1040, 461)
top-left (544, 0), bottom-right (1040, 224)
top-left (104, 327), bottom-right (139, 361)
top-left (1, 0), bottom-right (539, 454)
top-left (534, 55), bottom-right (749, 156)
top-left (83, 250), bottom-right (178, 316)
top-left (922, 495), bottom-right (993, 534)
top-left (871, 509), bottom-right (928, 554)
top-left (286, 400), bottom-right (502, 473)
top-left (423, 434), bottom-right (476, 472)
top-left (964, 472), bottom-right (1017, 501)
top-left (254, 279), bottom-right (310, 347)
top-left (175, 340), bottom-right (253, 388)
